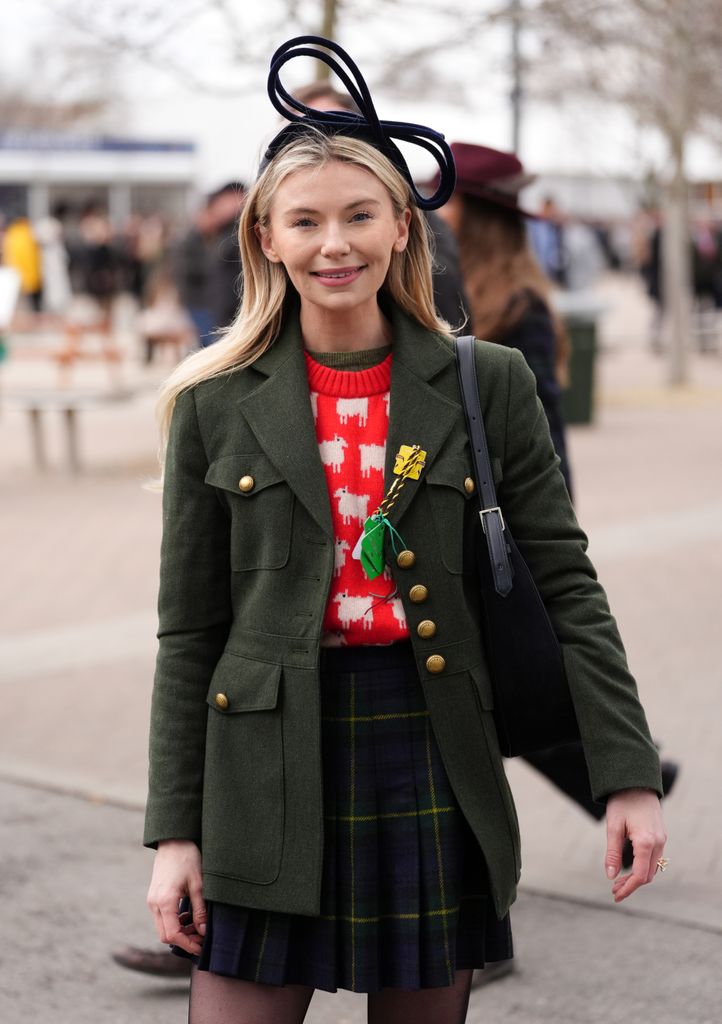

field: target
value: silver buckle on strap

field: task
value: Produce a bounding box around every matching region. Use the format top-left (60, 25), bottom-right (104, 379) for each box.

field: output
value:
top-left (479, 506), bottom-right (505, 534)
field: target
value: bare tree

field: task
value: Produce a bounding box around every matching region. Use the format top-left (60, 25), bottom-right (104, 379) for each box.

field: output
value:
top-left (0, 36), bottom-right (122, 131)
top-left (40, 0), bottom-right (509, 102)
top-left (529, 0), bottom-right (722, 385)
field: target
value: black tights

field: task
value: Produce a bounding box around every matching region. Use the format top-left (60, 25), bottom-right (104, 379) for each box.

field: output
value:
top-left (188, 965), bottom-right (474, 1024)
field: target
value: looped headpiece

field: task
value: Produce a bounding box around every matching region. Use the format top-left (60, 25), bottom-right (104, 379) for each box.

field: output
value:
top-left (259, 35), bottom-right (456, 211)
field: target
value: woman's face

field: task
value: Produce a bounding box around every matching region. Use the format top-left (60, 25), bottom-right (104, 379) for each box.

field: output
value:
top-left (257, 160), bottom-right (410, 316)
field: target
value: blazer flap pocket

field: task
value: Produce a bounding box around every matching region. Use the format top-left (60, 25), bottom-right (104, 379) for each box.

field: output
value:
top-left (205, 454), bottom-right (286, 497)
top-left (207, 653), bottom-right (282, 713)
top-left (469, 661), bottom-right (495, 710)
top-left (426, 459), bottom-right (475, 498)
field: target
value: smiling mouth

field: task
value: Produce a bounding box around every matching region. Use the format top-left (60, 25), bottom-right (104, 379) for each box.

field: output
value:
top-left (311, 266), bottom-right (366, 279)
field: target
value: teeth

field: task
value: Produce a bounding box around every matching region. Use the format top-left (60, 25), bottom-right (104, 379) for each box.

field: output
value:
top-left (319, 270), bottom-right (356, 278)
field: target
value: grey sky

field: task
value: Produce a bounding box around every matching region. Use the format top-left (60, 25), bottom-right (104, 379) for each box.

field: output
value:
top-left (2, 0), bottom-right (721, 190)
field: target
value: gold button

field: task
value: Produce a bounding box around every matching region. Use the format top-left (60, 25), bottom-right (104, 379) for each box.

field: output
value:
top-left (214, 693), bottom-right (229, 710)
top-left (417, 619), bottom-right (437, 639)
top-left (238, 475), bottom-right (255, 493)
top-left (426, 655), bottom-right (446, 674)
top-left (396, 549), bottom-right (416, 569)
top-left (464, 477), bottom-right (476, 494)
top-left (409, 584), bottom-right (428, 603)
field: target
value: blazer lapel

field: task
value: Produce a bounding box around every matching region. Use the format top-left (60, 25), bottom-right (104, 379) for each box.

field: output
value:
top-left (381, 305), bottom-right (461, 532)
top-left (237, 301), bottom-right (461, 542)
top-left (239, 316), bottom-right (334, 539)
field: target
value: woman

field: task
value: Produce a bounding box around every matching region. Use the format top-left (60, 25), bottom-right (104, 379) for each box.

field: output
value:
top-left (435, 142), bottom-right (573, 495)
top-left (144, 37), bottom-right (667, 1024)
top-left (436, 142), bottom-right (678, 878)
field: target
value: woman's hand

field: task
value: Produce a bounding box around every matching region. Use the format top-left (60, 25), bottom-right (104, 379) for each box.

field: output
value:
top-left (147, 839), bottom-right (206, 955)
top-left (605, 788), bottom-right (668, 903)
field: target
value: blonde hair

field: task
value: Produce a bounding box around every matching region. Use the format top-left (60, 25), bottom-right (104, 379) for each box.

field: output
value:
top-left (155, 131), bottom-right (449, 471)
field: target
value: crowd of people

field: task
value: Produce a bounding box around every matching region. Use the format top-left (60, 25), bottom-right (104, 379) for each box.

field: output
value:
top-left (2, 177), bottom-right (721, 359)
top-left (0, 203), bottom-right (171, 316)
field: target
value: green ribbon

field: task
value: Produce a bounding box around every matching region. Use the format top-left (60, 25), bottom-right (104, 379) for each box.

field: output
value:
top-left (358, 513), bottom-right (408, 581)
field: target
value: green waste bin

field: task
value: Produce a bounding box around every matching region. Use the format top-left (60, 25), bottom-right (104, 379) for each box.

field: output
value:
top-left (560, 315), bottom-right (597, 425)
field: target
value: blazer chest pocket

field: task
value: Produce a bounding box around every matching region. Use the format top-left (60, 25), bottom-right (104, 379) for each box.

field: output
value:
top-left (203, 652), bottom-right (284, 885)
top-left (205, 454), bottom-right (294, 571)
top-left (426, 458), bottom-right (503, 574)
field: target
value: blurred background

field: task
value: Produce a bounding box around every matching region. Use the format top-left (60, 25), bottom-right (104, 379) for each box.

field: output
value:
top-left (1, 2), bottom-right (721, 1022)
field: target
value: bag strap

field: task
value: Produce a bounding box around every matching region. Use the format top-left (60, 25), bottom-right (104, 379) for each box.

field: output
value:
top-left (455, 336), bottom-right (513, 597)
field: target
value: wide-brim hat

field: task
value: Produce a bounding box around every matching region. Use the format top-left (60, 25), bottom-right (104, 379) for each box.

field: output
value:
top-left (434, 141), bottom-right (539, 219)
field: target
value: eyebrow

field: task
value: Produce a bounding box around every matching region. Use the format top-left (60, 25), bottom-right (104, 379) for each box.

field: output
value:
top-left (283, 198), bottom-right (382, 216)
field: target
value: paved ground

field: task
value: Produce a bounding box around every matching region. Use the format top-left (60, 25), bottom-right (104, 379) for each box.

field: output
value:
top-left (1, 273), bottom-right (721, 1021)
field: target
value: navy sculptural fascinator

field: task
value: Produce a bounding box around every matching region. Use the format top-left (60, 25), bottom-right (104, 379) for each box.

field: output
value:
top-left (259, 35), bottom-right (456, 212)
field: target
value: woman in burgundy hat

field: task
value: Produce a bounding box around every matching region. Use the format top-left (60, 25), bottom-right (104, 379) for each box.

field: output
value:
top-left (436, 143), bottom-right (678, 977)
top-left (436, 141), bottom-right (573, 495)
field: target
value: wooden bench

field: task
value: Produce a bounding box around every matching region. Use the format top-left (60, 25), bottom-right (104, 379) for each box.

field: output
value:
top-left (4, 388), bottom-right (138, 473)
top-left (8, 317), bottom-right (124, 387)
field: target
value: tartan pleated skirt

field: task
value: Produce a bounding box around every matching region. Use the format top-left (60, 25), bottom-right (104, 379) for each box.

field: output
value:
top-left (178, 639), bottom-right (512, 992)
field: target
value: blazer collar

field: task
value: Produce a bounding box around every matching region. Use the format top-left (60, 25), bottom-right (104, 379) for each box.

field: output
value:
top-left (249, 296), bottom-right (456, 383)
top-left (238, 297), bottom-right (460, 539)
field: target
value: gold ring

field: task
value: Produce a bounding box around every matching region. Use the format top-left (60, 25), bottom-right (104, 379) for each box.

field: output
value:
top-left (656, 857), bottom-right (669, 873)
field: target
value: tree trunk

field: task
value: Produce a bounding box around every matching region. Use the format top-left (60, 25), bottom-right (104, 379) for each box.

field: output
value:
top-left (662, 138), bottom-right (692, 386)
top-left (662, 20), bottom-right (693, 387)
top-left (315, 0), bottom-right (339, 80)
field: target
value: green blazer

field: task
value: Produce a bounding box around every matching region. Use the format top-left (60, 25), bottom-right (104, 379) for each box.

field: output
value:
top-left (143, 300), bottom-right (662, 921)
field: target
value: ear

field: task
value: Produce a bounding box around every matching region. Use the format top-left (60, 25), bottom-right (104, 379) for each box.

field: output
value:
top-left (393, 207), bottom-right (412, 253)
top-left (254, 221), bottom-right (282, 263)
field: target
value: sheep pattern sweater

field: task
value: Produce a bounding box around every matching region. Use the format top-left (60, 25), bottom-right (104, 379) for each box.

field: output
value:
top-left (304, 346), bottom-right (410, 647)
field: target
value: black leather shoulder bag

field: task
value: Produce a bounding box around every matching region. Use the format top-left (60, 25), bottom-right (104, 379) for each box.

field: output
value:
top-left (455, 335), bottom-right (580, 757)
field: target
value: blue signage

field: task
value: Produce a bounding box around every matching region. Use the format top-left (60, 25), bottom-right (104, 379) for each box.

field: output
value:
top-left (0, 132), bottom-right (195, 154)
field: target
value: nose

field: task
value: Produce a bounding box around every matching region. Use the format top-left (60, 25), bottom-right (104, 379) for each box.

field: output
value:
top-left (320, 221), bottom-right (351, 258)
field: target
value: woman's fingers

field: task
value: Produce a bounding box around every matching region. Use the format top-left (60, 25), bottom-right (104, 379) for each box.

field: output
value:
top-left (189, 881), bottom-right (207, 937)
top-left (605, 789), bottom-right (667, 902)
top-left (604, 815), bottom-right (625, 879)
top-left (146, 840), bottom-right (206, 951)
top-left (156, 892), bottom-right (203, 954)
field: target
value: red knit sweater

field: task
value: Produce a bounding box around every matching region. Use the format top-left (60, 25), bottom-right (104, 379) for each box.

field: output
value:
top-left (304, 350), bottom-right (410, 647)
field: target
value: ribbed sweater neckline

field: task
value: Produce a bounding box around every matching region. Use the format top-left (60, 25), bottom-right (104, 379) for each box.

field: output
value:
top-left (304, 349), bottom-right (392, 397)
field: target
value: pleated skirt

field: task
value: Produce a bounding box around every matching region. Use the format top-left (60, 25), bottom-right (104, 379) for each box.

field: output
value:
top-left (177, 639), bottom-right (513, 992)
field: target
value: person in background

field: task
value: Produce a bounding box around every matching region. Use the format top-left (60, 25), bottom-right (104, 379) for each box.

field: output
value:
top-left (528, 195), bottom-right (567, 286)
top-left (173, 198), bottom-right (216, 347)
top-left (1, 211), bottom-right (43, 312)
top-left (76, 203), bottom-right (118, 314)
top-left (436, 141), bottom-right (678, 985)
top-left (436, 143), bottom-right (573, 495)
top-left (173, 185), bottom-right (246, 349)
top-left (563, 215), bottom-right (607, 292)
top-left (34, 202), bottom-right (73, 315)
top-left (204, 183), bottom-right (246, 334)
top-left (120, 213), bottom-right (168, 303)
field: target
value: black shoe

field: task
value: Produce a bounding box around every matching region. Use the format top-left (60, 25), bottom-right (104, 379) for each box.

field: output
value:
top-left (111, 946), bottom-right (193, 978)
top-left (621, 760), bottom-right (679, 869)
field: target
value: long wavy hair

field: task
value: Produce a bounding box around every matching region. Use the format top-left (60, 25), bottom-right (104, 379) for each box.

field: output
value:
top-left (457, 195), bottom-right (570, 385)
top-left (155, 131), bottom-right (449, 469)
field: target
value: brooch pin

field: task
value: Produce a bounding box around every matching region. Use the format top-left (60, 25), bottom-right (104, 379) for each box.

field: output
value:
top-left (352, 444), bottom-right (426, 581)
top-left (393, 444), bottom-right (427, 479)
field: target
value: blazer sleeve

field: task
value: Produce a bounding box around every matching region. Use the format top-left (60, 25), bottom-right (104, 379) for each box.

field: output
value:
top-left (143, 387), bottom-right (232, 849)
top-left (499, 347), bottom-right (662, 802)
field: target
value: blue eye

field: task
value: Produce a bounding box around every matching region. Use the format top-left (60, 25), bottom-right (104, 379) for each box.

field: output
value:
top-left (351, 211), bottom-right (372, 222)
top-left (292, 217), bottom-right (315, 228)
